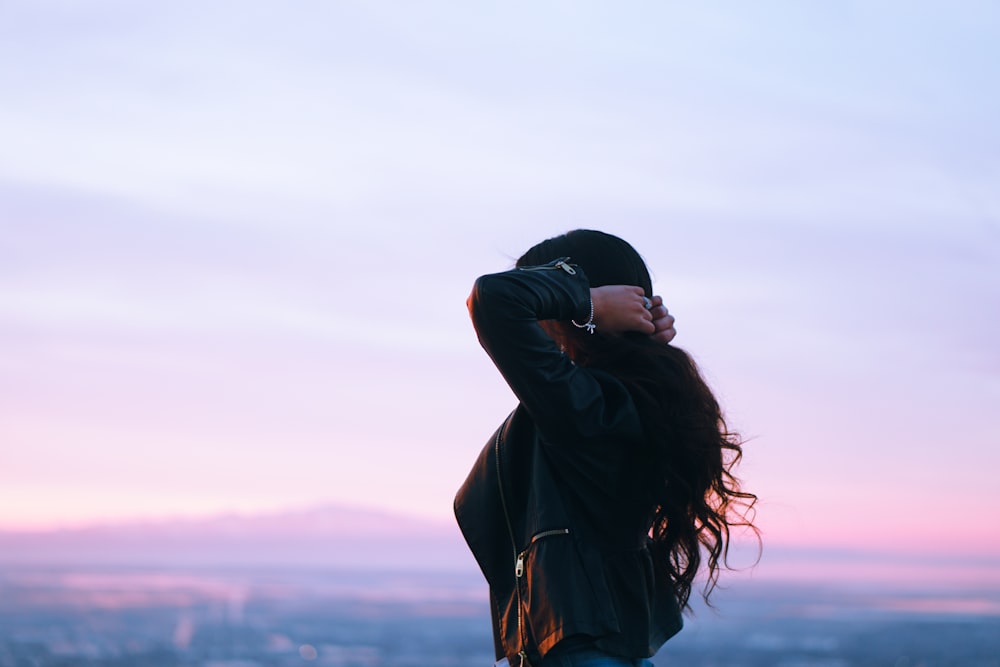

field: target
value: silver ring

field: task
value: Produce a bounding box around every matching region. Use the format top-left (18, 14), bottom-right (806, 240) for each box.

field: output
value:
top-left (642, 296), bottom-right (652, 310)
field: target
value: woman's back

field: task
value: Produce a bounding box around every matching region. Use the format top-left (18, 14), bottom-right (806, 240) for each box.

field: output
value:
top-left (457, 230), bottom-right (756, 666)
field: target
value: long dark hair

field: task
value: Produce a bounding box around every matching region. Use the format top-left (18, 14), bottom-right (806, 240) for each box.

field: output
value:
top-left (518, 230), bottom-right (758, 611)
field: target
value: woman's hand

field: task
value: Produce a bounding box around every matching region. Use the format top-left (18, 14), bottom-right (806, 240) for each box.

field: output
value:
top-left (590, 287), bottom-right (676, 343)
top-left (647, 295), bottom-right (677, 344)
top-left (590, 286), bottom-right (653, 335)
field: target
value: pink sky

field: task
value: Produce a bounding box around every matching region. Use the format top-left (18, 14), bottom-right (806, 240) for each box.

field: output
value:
top-left (1, 2), bottom-right (998, 567)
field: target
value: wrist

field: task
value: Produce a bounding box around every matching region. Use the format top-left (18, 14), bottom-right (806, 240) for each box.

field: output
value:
top-left (571, 294), bottom-right (596, 334)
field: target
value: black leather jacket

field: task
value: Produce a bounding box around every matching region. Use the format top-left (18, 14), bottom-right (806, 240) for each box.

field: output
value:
top-left (454, 259), bottom-right (682, 666)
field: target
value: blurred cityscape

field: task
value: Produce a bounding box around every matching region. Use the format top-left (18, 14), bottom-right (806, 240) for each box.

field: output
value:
top-left (1, 565), bottom-right (998, 667)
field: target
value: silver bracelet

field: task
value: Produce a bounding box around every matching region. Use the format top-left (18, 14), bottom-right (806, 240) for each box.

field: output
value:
top-left (571, 299), bottom-right (596, 334)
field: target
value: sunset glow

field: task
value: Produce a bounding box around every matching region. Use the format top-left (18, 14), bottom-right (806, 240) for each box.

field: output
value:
top-left (1, 2), bottom-right (998, 584)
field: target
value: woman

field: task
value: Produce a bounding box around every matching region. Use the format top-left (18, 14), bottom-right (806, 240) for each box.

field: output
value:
top-left (454, 230), bottom-right (757, 667)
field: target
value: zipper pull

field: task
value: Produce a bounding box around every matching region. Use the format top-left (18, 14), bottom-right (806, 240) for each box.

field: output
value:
top-left (554, 259), bottom-right (576, 275)
top-left (519, 650), bottom-right (532, 667)
top-left (515, 554), bottom-right (524, 578)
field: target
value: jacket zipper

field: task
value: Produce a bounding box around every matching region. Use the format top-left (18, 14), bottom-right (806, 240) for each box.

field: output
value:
top-left (494, 414), bottom-right (571, 667)
top-left (517, 257), bottom-right (576, 275)
top-left (494, 414), bottom-right (530, 666)
top-left (515, 528), bottom-right (571, 577)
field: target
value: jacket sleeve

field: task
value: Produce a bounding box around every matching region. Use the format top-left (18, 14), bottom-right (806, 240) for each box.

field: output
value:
top-left (468, 258), bottom-right (643, 443)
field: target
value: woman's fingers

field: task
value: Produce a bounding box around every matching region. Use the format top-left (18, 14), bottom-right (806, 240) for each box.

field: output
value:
top-left (649, 295), bottom-right (676, 343)
top-left (591, 286), bottom-right (681, 336)
top-left (652, 311), bottom-right (674, 329)
top-left (651, 326), bottom-right (677, 344)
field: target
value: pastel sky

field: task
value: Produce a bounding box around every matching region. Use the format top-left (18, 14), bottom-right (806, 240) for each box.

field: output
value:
top-left (1, 2), bottom-right (998, 557)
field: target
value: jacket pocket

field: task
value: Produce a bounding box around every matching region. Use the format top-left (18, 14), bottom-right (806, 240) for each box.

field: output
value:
top-left (521, 530), bottom-right (621, 654)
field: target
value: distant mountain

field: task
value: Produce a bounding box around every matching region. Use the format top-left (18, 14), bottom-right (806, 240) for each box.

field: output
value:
top-left (0, 504), bottom-right (476, 571)
top-left (5, 506), bottom-right (996, 590)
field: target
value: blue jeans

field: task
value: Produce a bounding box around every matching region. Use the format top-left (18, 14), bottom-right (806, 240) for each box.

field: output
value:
top-left (539, 645), bottom-right (655, 667)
